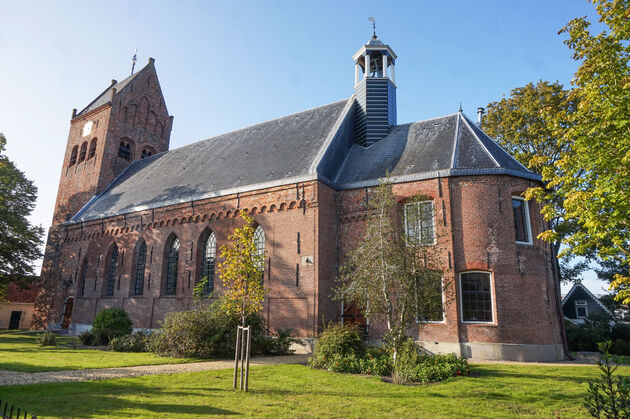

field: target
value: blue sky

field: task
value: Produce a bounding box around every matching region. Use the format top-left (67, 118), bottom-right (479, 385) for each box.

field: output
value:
top-left (0, 1), bottom-right (606, 293)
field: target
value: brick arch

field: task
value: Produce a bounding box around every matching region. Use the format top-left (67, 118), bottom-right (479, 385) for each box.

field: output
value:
top-left (250, 207), bottom-right (258, 215)
top-left (288, 202), bottom-right (297, 209)
top-left (279, 203), bottom-right (287, 211)
top-left (260, 206), bottom-right (267, 213)
top-left (234, 209), bottom-right (240, 217)
top-left (269, 205), bottom-right (277, 213)
top-left (225, 211), bottom-right (232, 218)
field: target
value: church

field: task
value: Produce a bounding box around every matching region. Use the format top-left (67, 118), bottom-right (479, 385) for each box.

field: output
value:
top-left (35, 34), bottom-right (566, 361)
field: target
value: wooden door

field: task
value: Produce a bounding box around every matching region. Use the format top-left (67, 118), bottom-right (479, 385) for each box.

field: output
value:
top-left (62, 297), bottom-right (74, 329)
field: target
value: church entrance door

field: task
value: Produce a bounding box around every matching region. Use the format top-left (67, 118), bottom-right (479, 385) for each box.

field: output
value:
top-left (62, 297), bottom-right (74, 329)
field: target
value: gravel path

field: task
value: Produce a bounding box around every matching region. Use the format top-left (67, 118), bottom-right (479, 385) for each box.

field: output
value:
top-left (0, 354), bottom-right (309, 386)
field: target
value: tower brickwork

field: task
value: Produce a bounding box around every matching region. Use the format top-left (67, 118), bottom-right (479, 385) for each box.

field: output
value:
top-left (52, 59), bottom-right (172, 224)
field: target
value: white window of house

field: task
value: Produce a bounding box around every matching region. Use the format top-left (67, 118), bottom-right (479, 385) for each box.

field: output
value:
top-left (415, 274), bottom-right (444, 323)
top-left (404, 201), bottom-right (435, 245)
top-left (512, 197), bottom-right (532, 245)
top-left (459, 271), bottom-right (494, 323)
top-left (575, 300), bottom-right (588, 319)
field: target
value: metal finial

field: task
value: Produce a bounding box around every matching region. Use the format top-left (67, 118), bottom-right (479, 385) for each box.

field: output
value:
top-left (368, 17), bottom-right (376, 38)
top-left (459, 102), bottom-right (463, 112)
top-left (131, 48), bottom-right (138, 75)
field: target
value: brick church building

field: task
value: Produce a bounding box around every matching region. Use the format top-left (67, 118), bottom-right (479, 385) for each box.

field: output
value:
top-left (35, 35), bottom-right (566, 361)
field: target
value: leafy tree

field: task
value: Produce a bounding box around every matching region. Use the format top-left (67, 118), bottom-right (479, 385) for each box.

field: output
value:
top-left (483, 81), bottom-right (584, 282)
top-left (334, 179), bottom-right (445, 361)
top-left (585, 340), bottom-right (630, 418)
top-left (217, 212), bottom-right (267, 326)
top-left (541, 0), bottom-right (630, 302)
top-left (0, 133), bottom-right (43, 299)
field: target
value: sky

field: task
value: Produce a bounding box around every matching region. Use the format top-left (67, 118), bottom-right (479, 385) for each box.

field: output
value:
top-left (0, 1), bottom-right (607, 294)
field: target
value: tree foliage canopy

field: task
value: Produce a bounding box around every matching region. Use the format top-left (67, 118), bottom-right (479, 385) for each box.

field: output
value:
top-left (217, 213), bottom-right (267, 325)
top-left (0, 133), bottom-right (43, 298)
top-left (549, 0), bottom-right (630, 301)
top-left (483, 81), bottom-right (583, 281)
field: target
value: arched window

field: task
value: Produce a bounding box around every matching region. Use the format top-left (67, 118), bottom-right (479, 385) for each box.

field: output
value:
top-left (201, 232), bottom-right (216, 294)
top-left (118, 140), bottom-right (132, 160)
top-left (133, 240), bottom-right (147, 296)
top-left (105, 245), bottom-right (119, 296)
top-left (253, 225), bottom-right (265, 281)
top-left (69, 145), bottom-right (78, 166)
top-left (78, 258), bottom-right (88, 296)
top-left (141, 147), bottom-right (155, 159)
top-left (78, 142), bottom-right (87, 163)
top-left (88, 138), bottom-right (97, 160)
top-left (165, 237), bottom-right (180, 295)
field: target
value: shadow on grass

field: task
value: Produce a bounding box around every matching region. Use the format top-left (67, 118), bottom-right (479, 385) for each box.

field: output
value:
top-left (1, 380), bottom-right (240, 417)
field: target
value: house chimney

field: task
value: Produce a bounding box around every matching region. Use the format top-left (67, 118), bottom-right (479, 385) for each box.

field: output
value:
top-left (477, 107), bottom-right (485, 127)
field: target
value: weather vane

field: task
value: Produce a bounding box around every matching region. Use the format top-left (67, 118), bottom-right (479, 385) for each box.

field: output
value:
top-left (368, 17), bottom-right (376, 37)
top-left (131, 48), bottom-right (138, 75)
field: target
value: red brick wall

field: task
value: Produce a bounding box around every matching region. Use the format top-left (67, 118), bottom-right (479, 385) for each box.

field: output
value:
top-left (335, 175), bottom-right (563, 347)
top-left (6, 281), bottom-right (39, 303)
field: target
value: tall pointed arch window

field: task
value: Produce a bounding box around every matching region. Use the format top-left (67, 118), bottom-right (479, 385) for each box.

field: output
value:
top-left (105, 245), bottom-right (118, 296)
top-left (133, 241), bottom-right (147, 296)
top-left (88, 138), bottom-right (97, 160)
top-left (69, 146), bottom-right (78, 167)
top-left (78, 258), bottom-right (88, 297)
top-left (165, 237), bottom-right (180, 295)
top-left (253, 225), bottom-right (265, 281)
top-left (200, 232), bottom-right (216, 294)
top-left (78, 142), bottom-right (87, 163)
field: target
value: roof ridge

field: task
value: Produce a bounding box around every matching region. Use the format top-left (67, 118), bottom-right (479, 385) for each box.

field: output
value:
top-left (460, 114), bottom-right (500, 167)
top-left (450, 113), bottom-right (461, 168)
top-left (461, 113), bottom-right (532, 173)
top-left (74, 61), bottom-right (152, 118)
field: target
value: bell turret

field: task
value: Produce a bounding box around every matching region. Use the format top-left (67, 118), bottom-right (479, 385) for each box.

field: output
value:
top-left (352, 33), bottom-right (397, 146)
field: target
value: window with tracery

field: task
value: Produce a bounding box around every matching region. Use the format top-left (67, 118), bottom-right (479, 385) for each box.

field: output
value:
top-left (165, 237), bottom-right (179, 295)
top-left (69, 146), bottom-right (78, 166)
top-left (78, 142), bottom-right (87, 163)
top-left (253, 225), bottom-right (265, 281)
top-left (105, 245), bottom-right (118, 296)
top-left (118, 140), bottom-right (132, 160)
top-left (88, 138), bottom-right (97, 159)
top-left (201, 232), bottom-right (216, 294)
top-left (133, 241), bottom-right (146, 296)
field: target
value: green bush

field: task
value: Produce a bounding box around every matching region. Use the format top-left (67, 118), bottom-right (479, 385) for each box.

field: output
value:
top-left (91, 308), bottom-right (133, 345)
top-left (392, 340), bottom-right (470, 384)
top-left (308, 322), bottom-right (365, 370)
top-left (148, 298), bottom-right (298, 358)
top-left (585, 341), bottom-right (630, 418)
top-left (258, 328), bottom-right (302, 355)
top-left (36, 331), bottom-right (57, 346)
top-left (110, 330), bottom-right (151, 352)
top-left (78, 330), bottom-right (95, 346)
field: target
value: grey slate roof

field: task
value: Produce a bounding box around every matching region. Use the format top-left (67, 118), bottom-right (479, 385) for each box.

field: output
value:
top-left (71, 97), bottom-right (539, 223)
top-left (334, 112), bottom-right (537, 189)
top-left (72, 100), bottom-right (349, 221)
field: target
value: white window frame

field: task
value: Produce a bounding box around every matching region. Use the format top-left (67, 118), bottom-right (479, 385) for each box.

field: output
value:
top-left (415, 276), bottom-right (446, 324)
top-left (512, 196), bottom-right (533, 245)
top-left (575, 300), bottom-right (588, 319)
top-left (404, 200), bottom-right (436, 246)
top-left (458, 271), bottom-right (496, 324)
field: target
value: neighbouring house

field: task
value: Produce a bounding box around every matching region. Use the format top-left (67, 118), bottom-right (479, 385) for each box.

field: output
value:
top-left (0, 280), bottom-right (40, 329)
top-left (34, 33), bottom-right (566, 361)
top-left (562, 282), bottom-right (614, 325)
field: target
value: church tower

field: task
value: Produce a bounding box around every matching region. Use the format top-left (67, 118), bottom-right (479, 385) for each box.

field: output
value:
top-left (52, 58), bottom-right (173, 224)
top-left (352, 32), bottom-right (397, 146)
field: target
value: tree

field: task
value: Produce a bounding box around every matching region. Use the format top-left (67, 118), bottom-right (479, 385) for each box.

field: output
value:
top-left (545, 0), bottom-right (630, 302)
top-left (217, 212), bottom-right (267, 326)
top-left (0, 133), bottom-right (43, 300)
top-left (483, 80), bottom-right (584, 282)
top-left (334, 180), bottom-right (445, 360)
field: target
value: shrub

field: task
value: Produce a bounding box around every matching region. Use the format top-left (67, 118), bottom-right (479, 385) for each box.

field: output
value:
top-left (91, 308), bottom-right (133, 345)
top-left (110, 330), bottom-right (151, 352)
top-left (148, 297), bottom-right (298, 358)
top-left (258, 328), bottom-right (302, 355)
top-left (392, 341), bottom-right (469, 384)
top-left (308, 323), bottom-right (365, 370)
top-left (36, 331), bottom-right (57, 346)
top-left (78, 330), bottom-right (95, 346)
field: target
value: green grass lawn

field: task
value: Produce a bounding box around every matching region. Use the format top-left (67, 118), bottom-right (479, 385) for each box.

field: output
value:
top-left (2, 363), bottom-right (627, 418)
top-left (0, 333), bottom-right (196, 372)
